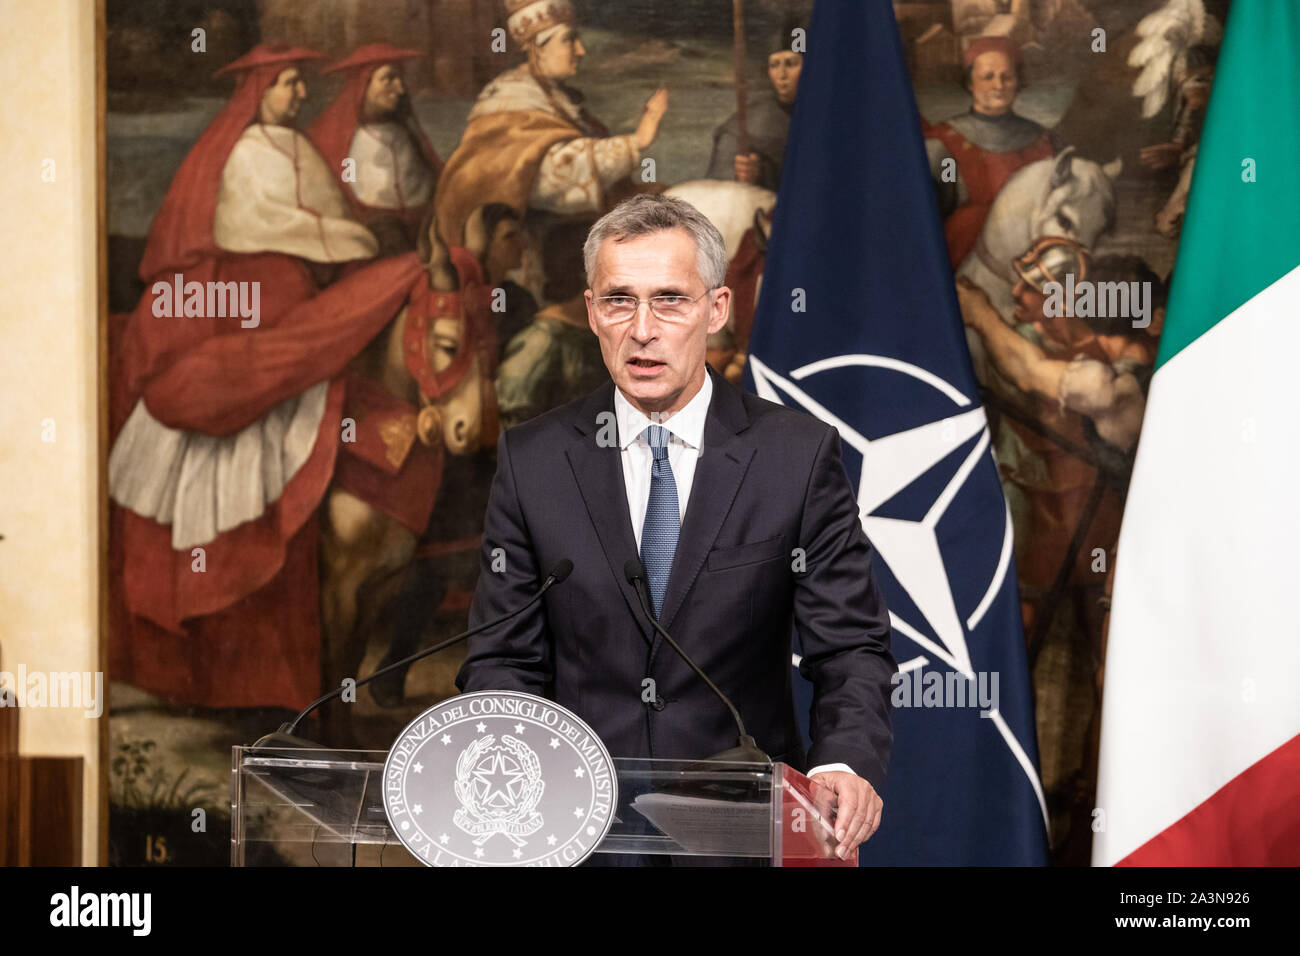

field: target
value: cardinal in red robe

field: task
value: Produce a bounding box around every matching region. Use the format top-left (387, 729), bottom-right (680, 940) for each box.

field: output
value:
top-left (308, 44), bottom-right (444, 255)
top-left (108, 45), bottom-right (428, 710)
top-left (923, 37), bottom-right (1058, 268)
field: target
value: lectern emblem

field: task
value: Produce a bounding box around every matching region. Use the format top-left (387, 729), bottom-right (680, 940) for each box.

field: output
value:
top-left (453, 734), bottom-right (545, 844)
top-left (383, 691), bottom-right (617, 866)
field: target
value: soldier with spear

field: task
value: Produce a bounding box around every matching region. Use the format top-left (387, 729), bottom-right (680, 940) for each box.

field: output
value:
top-left (707, 8), bottom-right (806, 190)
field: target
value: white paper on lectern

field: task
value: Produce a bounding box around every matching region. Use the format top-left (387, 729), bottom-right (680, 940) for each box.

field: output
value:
top-left (629, 793), bottom-right (770, 855)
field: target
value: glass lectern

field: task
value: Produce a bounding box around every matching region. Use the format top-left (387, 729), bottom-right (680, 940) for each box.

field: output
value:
top-left (232, 747), bottom-right (856, 867)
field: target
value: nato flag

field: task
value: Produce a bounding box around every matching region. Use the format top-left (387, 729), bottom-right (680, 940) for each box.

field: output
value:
top-left (745, 0), bottom-right (1050, 865)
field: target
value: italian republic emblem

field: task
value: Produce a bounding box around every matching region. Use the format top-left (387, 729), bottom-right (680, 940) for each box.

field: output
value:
top-left (453, 733), bottom-right (545, 844)
top-left (383, 691), bottom-right (617, 866)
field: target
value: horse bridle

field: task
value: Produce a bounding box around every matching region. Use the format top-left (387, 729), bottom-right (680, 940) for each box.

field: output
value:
top-left (402, 245), bottom-right (499, 403)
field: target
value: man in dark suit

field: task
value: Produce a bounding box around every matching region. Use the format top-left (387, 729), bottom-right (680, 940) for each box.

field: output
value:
top-left (457, 194), bottom-right (894, 857)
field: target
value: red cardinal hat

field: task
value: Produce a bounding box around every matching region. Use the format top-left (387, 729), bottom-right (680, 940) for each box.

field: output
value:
top-left (963, 36), bottom-right (1024, 68)
top-left (214, 44), bottom-right (327, 77)
top-left (323, 43), bottom-right (424, 75)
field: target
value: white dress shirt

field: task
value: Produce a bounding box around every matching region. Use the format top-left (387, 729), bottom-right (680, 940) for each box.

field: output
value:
top-left (612, 375), bottom-right (851, 781)
top-left (614, 374), bottom-right (712, 551)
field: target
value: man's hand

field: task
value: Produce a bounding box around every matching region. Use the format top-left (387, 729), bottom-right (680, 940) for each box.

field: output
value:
top-left (811, 770), bottom-right (882, 859)
top-left (1138, 141), bottom-right (1182, 171)
top-left (955, 276), bottom-right (998, 332)
top-left (733, 151), bottom-right (761, 184)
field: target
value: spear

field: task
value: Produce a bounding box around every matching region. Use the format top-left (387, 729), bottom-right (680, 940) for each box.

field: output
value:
top-left (732, 0), bottom-right (750, 158)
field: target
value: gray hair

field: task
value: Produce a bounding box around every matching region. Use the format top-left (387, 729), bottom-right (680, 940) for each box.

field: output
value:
top-left (583, 194), bottom-right (729, 290)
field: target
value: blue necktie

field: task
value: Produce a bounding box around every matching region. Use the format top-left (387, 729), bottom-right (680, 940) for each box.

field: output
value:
top-left (639, 424), bottom-right (680, 618)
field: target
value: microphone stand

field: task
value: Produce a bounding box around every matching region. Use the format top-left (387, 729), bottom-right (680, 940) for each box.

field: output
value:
top-left (251, 559), bottom-right (573, 750)
top-left (624, 559), bottom-right (770, 765)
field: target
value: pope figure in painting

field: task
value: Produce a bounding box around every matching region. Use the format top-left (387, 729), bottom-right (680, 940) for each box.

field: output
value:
top-left (433, 0), bottom-right (668, 249)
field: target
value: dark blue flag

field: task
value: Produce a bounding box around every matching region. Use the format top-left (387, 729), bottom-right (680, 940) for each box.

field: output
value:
top-left (745, 0), bottom-right (1049, 865)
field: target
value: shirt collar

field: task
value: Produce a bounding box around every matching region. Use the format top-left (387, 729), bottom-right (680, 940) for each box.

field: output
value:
top-left (614, 372), bottom-right (713, 451)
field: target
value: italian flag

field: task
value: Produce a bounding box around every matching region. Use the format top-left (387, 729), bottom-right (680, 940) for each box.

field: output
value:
top-left (1093, 1), bottom-right (1300, 866)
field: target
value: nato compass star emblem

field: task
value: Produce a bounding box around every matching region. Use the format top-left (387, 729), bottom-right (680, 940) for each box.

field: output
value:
top-left (750, 354), bottom-right (1047, 828)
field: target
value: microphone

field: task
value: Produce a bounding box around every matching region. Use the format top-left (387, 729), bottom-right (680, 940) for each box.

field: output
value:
top-left (622, 558), bottom-right (770, 765)
top-left (252, 558), bottom-right (574, 750)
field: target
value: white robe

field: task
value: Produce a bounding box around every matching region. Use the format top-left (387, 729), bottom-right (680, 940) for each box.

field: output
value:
top-left (214, 124), bottom-right (378, 262)
top-left (347, 121), bottom-right (436, 211)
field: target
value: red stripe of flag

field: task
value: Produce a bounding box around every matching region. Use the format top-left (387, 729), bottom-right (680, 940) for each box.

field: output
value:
top-left (1117, 732), bottom-right (1300, 866)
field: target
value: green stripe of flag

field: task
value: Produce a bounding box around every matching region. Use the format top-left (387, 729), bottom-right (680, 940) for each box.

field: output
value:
top-left (1157, 0), bottom-right (1300, 370)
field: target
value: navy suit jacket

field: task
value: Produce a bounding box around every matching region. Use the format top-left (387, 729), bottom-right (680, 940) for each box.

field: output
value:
top-left (456, 365), bottom-right (895, 790)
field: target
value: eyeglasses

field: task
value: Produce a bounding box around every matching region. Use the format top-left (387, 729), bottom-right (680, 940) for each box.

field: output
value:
top-left (591, 289), bottom-right (715, 323)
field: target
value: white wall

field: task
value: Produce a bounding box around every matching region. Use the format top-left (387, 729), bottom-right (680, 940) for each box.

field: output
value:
top-left (0, 0), bottom-right (102, 864)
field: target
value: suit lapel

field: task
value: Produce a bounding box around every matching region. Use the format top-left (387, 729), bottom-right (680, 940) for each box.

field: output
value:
top-left (657, 367), bottom-right (755, 633)
top-left (563, 381), bottom-right (649, 638)
top-left (564, 369), bottom-right (755, 641)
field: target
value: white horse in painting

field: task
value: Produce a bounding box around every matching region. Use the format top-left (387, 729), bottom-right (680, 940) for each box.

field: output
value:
top-left (957, 147), bottom-right (1124, 322)
top-left (664, 180), bottom-right (776, 261)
